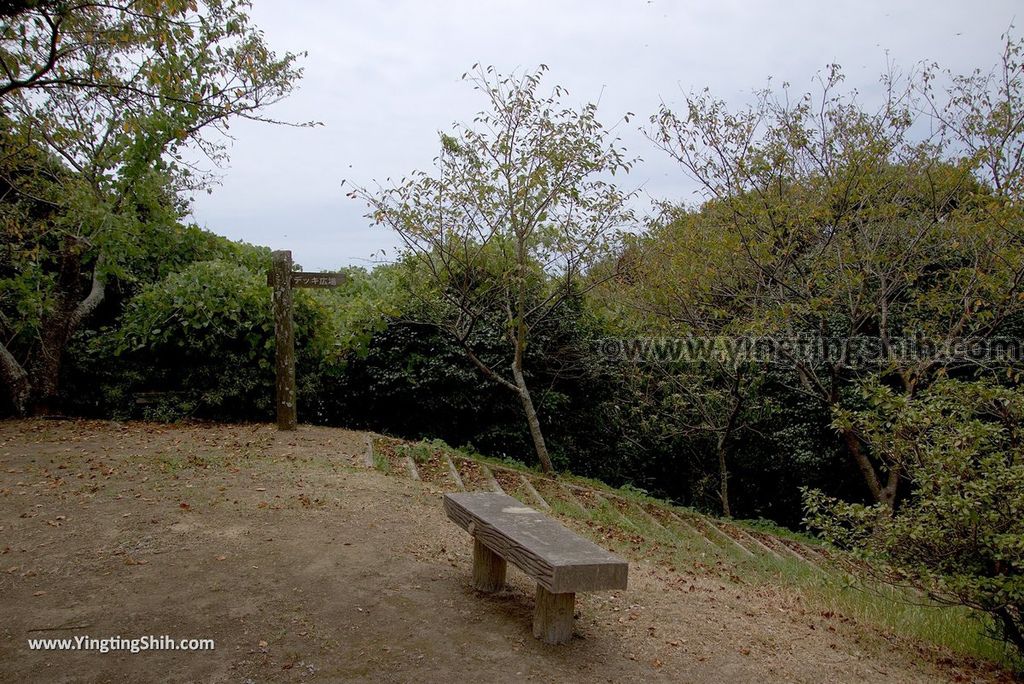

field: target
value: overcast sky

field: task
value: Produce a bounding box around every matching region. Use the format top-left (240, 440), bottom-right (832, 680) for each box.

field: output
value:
top-left (184, 0), bottom-right (1020, 271)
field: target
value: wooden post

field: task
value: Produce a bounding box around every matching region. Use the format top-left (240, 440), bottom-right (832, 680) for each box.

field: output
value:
top-left (272, 250), bottom-right (297, 431)
top-left (533, 585), bottom-right (575, 644)
top-left (267, 255), bottom-right (345, 431)
top-left (472, 538), bottom-right (506, 592)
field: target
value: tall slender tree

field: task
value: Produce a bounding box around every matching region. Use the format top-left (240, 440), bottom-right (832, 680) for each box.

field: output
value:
top-left (353, 66), bottom-right (635, 473)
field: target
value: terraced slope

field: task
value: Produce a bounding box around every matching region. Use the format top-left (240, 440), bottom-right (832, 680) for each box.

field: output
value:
top-left (367, 435), bottom-right (843, 578)
top-left (1, 420), bottom-right (1009, 682)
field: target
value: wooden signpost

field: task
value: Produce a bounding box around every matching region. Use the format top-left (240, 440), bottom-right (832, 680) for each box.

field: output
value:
top-left (268, 250), bottom-right (346, 431)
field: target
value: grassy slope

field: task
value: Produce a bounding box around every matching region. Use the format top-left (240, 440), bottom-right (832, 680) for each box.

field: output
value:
top-left (373, 435), bottom-right (1019, 670)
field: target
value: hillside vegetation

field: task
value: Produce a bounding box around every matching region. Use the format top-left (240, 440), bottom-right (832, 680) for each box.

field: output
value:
top-left (1, 1), bottom-right (1022, 666)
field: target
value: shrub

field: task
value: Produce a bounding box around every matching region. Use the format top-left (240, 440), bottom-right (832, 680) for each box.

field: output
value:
top-left (805, 379), bottom-right (1024, 658)
top-left (107, 259), bottom-right (332, 421)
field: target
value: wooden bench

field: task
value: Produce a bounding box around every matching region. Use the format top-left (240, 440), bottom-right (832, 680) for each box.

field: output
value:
top-left (443, 492), bottom-right (628, 644)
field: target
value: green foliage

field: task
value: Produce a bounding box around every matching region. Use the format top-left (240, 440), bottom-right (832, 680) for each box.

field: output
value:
top-left (322, 265), bottom-right (623, 473)
top-left (353, 65), bottom-right (635, 473)
top-left (311, 264), bottom-right (404, 359)
top-left (118, 260), bottom-right (268, 351)
top-left (2, 17), bottom-right (1022, 670)
top-left (80, 258), bottom-right (331, 420)
top-left (615, 36), bottom-right (1024, 517)
top-left (395, 438), bottom-right (461, 465)
top-left (0, 0), bottom-right (305, 414)
top-left (372, 451), bottom-right (390, 474)
top-left (805, 379), bottom-right (1024, 657)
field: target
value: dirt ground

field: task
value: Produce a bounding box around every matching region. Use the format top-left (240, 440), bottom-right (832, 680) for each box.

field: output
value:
top-left (0, 419), bottom-right (1012, 683)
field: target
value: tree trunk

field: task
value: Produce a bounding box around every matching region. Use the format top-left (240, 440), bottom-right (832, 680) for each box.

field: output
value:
top-left (0, 341), bottom-right (30, 415)
top-left (716, 435), bottom-right (731, 518)
top-left (18, 242), bottom-right (105, 416)
top-left (714, 369), bottom-right (744, 518)
top-left (511, 362), bottom-right (555, 474)
top-left (454, 335), bottom-right (554, 475)
top-left (27, 313), bottom-right (70, 415)
top-left (798, 362), bottom-right (901, 509)
top-left (509, 214), bottom-right (557, 474)
top-left (996, 606), bottom-right (1024, 655)
top-left (841, 427), bottom-right (897, 508)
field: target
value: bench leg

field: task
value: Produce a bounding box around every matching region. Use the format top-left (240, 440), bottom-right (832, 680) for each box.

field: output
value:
top-left (472, 538), bottom-right (506, 592)
top-left (533, 585), bottom-right (575, 644)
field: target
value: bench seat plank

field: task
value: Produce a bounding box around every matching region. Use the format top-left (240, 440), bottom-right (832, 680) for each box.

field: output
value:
top-left (443, 492), bottom-right (628, 593)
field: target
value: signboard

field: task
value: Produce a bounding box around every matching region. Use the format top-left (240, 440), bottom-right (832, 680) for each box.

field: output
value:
top-left (267, 271), bottom-right (347, 288)
top-left (291, 272), bottom-right (345, 288)
top-left (268, 253), bottom-right (349, 431)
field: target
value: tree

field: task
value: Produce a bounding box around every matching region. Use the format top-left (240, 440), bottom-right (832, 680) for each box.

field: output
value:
top-left (805, 379), bottom-right (1024, 657)
top-left (0, 0), bottom-right (306, 414)
top-left (647, 45), bottom-right (1024, 507)
top-left (606, 211), bottom-right (764, 516)
top-left (613, 355), bottom-right (753, 517)
top-left (353, 66), bottom-right (635, 473)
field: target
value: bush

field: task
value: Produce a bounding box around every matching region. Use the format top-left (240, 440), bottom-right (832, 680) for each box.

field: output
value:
top-left (97, 259), bottom-right (333, 421)
top-left (805, 379), bottom-right (1024, 658)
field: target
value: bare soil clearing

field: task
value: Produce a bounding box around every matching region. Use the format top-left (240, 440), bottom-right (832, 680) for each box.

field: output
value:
top-left (0, 419), bottom-right (1010, 682)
